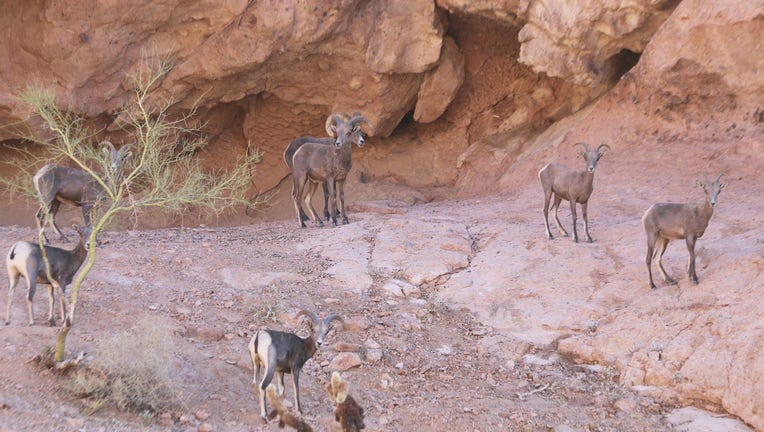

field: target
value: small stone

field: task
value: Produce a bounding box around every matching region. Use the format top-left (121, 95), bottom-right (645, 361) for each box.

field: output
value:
top-left (198, 422), bottom-right (214, 432)
top-left (614, 398), bottom-right (638, 413)
top-left (330, 352), bottom-right (363, 371)
top-left (195, 410), bottom-right (210, 421)
top-left (364, 338), bottom-right (381, 349)
top-left (334, 342), bottom-right (362, 352)
top-left (365, 349), bottom-right (383, 362)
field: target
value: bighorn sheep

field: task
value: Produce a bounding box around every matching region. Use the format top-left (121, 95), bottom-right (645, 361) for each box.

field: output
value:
top-left (283, 113), bottom-right (368, 223)
top-left (538, 143), bottom-right (610, 243)
top-left (642, 174), bottom-right (726, 289)
top-left (34, 142), bottom-right (131, 242)
top-left (290, 113), bottom-right (373, 227)
top-left (249, 310), bottom-right (344, 421)
top-left (5, 225), bottom-right (90, 326)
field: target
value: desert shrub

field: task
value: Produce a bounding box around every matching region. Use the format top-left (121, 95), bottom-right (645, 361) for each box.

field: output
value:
top-left (66, 321), bottom-right (180, 414)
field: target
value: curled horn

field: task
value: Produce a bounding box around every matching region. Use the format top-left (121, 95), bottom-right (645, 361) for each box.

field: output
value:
top-left (348, 113), bottom-right (374, 135)
top-left (323, 314), bottom-right (344, 329)
top-left (296, 310), bottom-right (320, 326)
top-left (715, 173), bottom-right (725, 183)
top-left (325, 113), bottom-right (344, 138)
top-left (119, 143), bottom-right (134, 155)
top-left (101, 140), bottom-right (116, 154)
top-left (573, 142), bottom-right (590, 153)
top-left (596, 143), bottom-right (611, 154)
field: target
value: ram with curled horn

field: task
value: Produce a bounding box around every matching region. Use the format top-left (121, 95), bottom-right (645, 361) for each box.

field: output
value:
top-left (248, 310), bottom-right (345, 421)
top-left (33, 141), bottom-right (133, 242)
top-left (288, 112), bottom-right (374, 227)
top-left (538, 142), bottom-right (610, 243)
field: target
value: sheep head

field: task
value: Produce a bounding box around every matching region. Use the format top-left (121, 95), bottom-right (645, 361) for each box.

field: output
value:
top-left (325, 112), bottom-right (374, 148)
top-left (697, 173), bottom-right (726, 207)
top-left (574, 142), bottom-right (610, 173)
top-left (296, 310), bottom-right (344, 346)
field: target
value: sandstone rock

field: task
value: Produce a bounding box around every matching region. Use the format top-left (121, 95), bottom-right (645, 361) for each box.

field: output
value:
top-left (518, 0), bottom-right (677, 85)
top-left (666, 407), bottom-right (752, 432)
top-left (334, 342), bottom-right (363, 352)
top-left (435, 0), bottom-right (523, 25)
top-left (330, 352), bottom-right (363, 371)
top-left (182, 325), bottom-right (225, 342)
top-left (365, 0), bottom-right (444, 74)
top-left (414, 37), bottom-right (466, 123)
top-left (365, 349), bottom-right (383, 363)
top-left (371, 217), bottom-right (471, 285)
top-left (382, 279), bottom-right (420, 297)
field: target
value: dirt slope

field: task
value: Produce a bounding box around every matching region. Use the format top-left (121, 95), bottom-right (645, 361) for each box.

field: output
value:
top-left (0, 125), bottom-right (760, 431)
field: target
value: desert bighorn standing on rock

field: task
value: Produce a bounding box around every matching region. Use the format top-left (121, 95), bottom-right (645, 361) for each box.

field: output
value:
top-left (33, 142), bottom-right (131, 242)
top-left (642, 174), bottom-right (726, 289)
top-left (538, 142), bottom-right (610, 243)
top-left (290, 112), bottom-right (373, 227)
top-left (284, 113), bottom-right (368, 224)
top-left (249, 310), bottom-right (344, 421)
top-left (5, 225), bottom-right (90, 326)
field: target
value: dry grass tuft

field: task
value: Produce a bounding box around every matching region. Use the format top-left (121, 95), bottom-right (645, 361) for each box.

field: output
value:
top-left (65, 321), bottom-right (180, 415)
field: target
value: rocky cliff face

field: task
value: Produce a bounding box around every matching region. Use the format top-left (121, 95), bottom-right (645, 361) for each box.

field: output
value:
top-left (1, 0), bottom-right (763, 427)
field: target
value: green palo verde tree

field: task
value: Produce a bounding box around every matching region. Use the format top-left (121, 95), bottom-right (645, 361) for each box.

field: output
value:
top-left (11, 58), bottom-right (261, 365)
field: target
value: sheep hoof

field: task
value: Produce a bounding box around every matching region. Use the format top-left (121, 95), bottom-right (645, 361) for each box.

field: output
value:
top-left (667, 278), bottom-right (678, 286)
top-left (586, 238), bottom-right (593, 243)
top-left (649, 283), bottom-right (657, 290)
top-left (691, 277), bottom-right (699, 285)
top-left (48, 319), bottom-right (56, 327)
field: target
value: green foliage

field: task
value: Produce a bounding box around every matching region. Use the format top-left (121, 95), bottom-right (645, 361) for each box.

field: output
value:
top-left (65, 321), bottom-right (180, 414)
top-left (0, 55), bottom-right (263, 363)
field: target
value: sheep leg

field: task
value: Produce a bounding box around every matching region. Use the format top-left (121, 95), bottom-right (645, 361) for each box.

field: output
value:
top-left (322, 180), bottom-right (331, 222)
top-left (552, 196), bottom-right (569, 237)
top-left (542, 188), bottom-right (554, 239)
top-left (655, 237), bottom-right (676, 285)
top-left (291, 368), bottom-right (302, 414)
top-left (277, 371), bottom-right (285, 396)
top-left (686, 236), bottom-right (699, 284)
top-left (52, 281), bottom-right (67, 327)
top-left (337, 179), bottom-right (348, 225)
top-left (6, 270), bottom-right (20, 325)
top-left (292, 175), bottom-right (308, 228)
top-left (569, 200), bottom-right (579, 243)
top-left (326, 176), bottom-right (338, 226)
top-left (303, 181), bottom-right (323, 226)
top-left (24, 275), bottom-right (36, 326)
top-left (581, 202), bottom-right (593, 243)
top-left (36, 200), bottom-right (64, 243)
top-left (291, 178), bottom-right (309, 223)
top-left (258, 356), bottom-right (278, 420)
top-left (46, 284), bottom-right (55, 326)
top-left (645, 235), bottom-right (657, 289)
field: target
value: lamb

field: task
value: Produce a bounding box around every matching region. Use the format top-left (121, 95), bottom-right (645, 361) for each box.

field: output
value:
top-left (326, 371), bottom-right (365, 432)
top-left (34, 142), bottom-right (131, 242)
top-left (538, 142), bottom-right (610, 243)
top-left (283, 113), bottom-right (368, 223)
top-left (249, 310), bottom-right (344, 421)
top-left (290, 112), bottom-right (373, 227)
top-left (5, 225), bottom-right (90, 326)
top-left (642, 174), bottom-right (726, 289)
